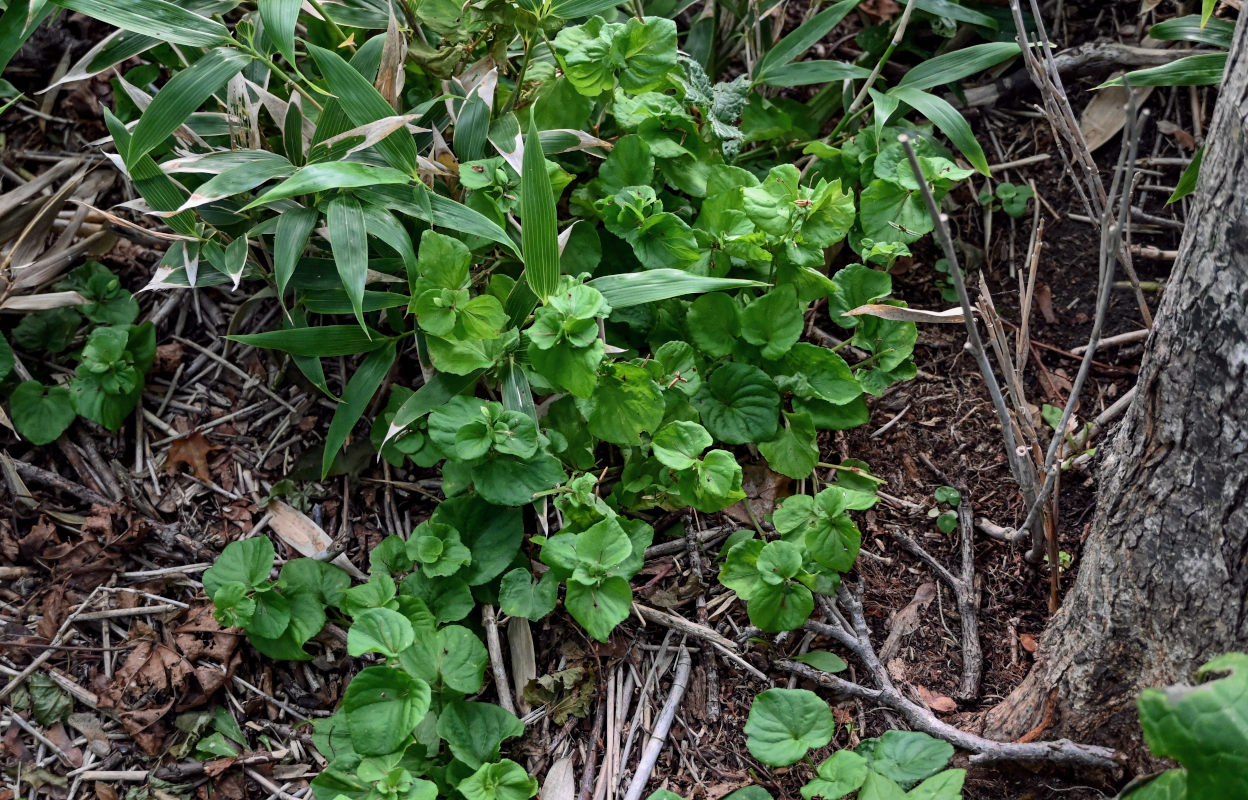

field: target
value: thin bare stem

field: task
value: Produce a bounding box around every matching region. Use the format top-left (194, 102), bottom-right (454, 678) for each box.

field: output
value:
top-left (899, 135), bottom-right (1042, 537)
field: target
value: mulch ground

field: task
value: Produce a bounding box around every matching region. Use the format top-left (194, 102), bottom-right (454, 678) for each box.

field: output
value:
top-left (0, 2), bottom-right (1198, 798)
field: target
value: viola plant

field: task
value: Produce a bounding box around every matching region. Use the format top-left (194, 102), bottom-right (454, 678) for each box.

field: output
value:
top-left (44, 0), bottom-right (1028, 795)
top-left (745, 689), bottom-right (965, 799)
top-left (2, 261), bottom-right (154, 444)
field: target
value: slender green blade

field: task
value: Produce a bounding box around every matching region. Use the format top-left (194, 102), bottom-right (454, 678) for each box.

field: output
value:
top-left (889, 86), bottom-right (990, 175)
top-left (1201, 0), bottom-right (1216, 26)
top-left (520, 120), bottom-right (559, 302)
top-left (274, 205), bottom-right (318, 297)
top-left (103, 108), bottom-right (196, 236)
top-left (259, 0), bottom-right (300, 64)
top-left (588, 270), bottom-right (766, 309)
top-left (755, 0), bottom-right (861, 80)
top-left (326, 194), bottom-right (370, 329)
top-left (357, 184), bottom-right (517, 255)
top-left (176, 156), bottom-right (294, 212)
top-left (50, 0), bottom-right (232, 47)
top-left (549, 0), bottom-right (624, 17)
top-left (1150, 14), bottom-right (1235, 48)
top-left (0, 0), bottom-right (55, 75)
top-left (229, 325), bottom-right (389, 356)
top-left (130, 48), bottom-right (251, 162)
top-left (896, 41), bottom-right (1021, 91)
top-left (384, 371), bottom-right (483, 444)
top-left (322, 341), bottom-right (396, 477)
top-left (1168, 146), bottom-right (1204, 204)
top-left (308, 43), bottom-right (421, 177)
top-left (244, 162), bottom-right (412, 209)
top-left (759, 60), bottom-right (870, 88)
top-left (500, 358), bottom-right (537, 423)
top-left (1098, 53), bottom-right (1229, 88)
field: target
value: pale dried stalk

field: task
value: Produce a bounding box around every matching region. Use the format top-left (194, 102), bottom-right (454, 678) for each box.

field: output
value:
top-left (621, 649), bottom-right (692, 800)
top-left (482, 604), bottom-right (517, 715)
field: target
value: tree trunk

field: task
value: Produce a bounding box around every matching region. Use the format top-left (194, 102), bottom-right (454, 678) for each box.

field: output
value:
top-left (978, 19), bottom-right (1248, 763)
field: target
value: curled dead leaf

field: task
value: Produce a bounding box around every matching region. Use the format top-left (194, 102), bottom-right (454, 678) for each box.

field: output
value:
top-left (844, 303), bottom-right (968, 324)
top-left (1019, 632), bottom-right (1038, 653)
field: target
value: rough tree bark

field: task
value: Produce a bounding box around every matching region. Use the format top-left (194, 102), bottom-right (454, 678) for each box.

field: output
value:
top-left (978, 19), bottom-right (1248, 762)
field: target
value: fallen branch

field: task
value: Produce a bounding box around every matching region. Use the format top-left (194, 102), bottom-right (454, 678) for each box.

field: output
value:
top-left (634, 604), bottom-right (767, 681)
top-left (788, 584), bottom-right (1120, 769)
top-left (622, 648), bottom-right (692, 800)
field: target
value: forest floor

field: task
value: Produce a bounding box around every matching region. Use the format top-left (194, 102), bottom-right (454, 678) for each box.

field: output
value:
top-left (0, 2), bottom-right (1195, 799)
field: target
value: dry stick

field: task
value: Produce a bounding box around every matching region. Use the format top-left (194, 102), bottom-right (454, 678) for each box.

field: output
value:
top-left (579, 692), bottom-right (608, 800)
top-left (1012, 103), bottom-right (1148, 560)
top-left (898, 136), bottom-right (1043, 549)
top-left (483, 604), bottom-right (516, 715)
top-left (1009, 0), bottom-right (1153, 329)
top-left (1071, 329), bottom-right (1149, 355)
top-left (621, 649), bottom-right (692, 800)
top-left (778, 659), bottom-right (1117, 768)
top-left (798, 583), bottom-right (1119, 768)
top-left (634, 604), bottom-right (768, 681)
top-left (685, 529), bottom-right (720, 724)
top-left (7, 456), bottom-right (114, 507)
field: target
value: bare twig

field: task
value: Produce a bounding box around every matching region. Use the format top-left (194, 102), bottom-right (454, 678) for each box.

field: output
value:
top-left (899, 135), bottom-right (1043, 549)
top-left (634, 604), bottom-right (767, 681)
top-left (482, 604), bottom-right (516, 715)
top-left (621, 648), bottom-right (692, 800)
top-left (778, 659), bottom-right (1118, 768)
top-left (786, 582), bottom-right (1119, 768)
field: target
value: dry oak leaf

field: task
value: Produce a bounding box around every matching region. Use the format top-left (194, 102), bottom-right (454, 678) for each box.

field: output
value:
top-left (164, 431), bottom-right (218, 482)
top-left (915, 685), bottom-right (958, 713)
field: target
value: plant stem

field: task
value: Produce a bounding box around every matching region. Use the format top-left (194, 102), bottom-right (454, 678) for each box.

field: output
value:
top-left (306, 0), bottom-right (356, 53)
top-left (847, 0), bottom-right (918, 115)
top-left (247, 46), bottom-right (324, 111)
top-left (503, 36), bottom-right (532, 115)
top-left (817, 462), bottom-right (886, 484)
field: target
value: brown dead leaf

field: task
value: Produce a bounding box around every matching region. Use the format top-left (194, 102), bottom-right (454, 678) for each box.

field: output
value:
top-left (1157, 119), bottom-right (1196, 150)
top-left (879, 582), bottom-right (937, 663)
top-left (152, 342), bottom-right (184, 373)
top-left (725, 464), bottom-right (791, 525)
top-left (1019, 632), bottom-right (1037, 653)
top-left (1080, 79), bottom-right (1156, 152)
top-left (915, 685), bottom-right (958, 713)
top-left (94, 782), bottom-right (119, 800)
top-left (68, 713), bottom-right (111, 757)
top-left (165, 432), bottom-right (218, 482)
top-left (36, 587), bottom-right (69, 641)
top-left (44, 722), bottom-right (84, 767)
top-left (1034, 283), bottom-right (1057, 324)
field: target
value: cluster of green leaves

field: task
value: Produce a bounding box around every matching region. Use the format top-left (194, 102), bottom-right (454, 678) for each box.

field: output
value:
top-left (2, 261), bottom-right (154, 444)
top-left (1123, 652), bottom-right (1248, 799)
top-left (204, 517), bottom-right (538, 800)
top-left (43, 0), bottom-right (1038, 795)
top-left (721, 483), bottom-right (878, 631)
top-left (977, 181), bottom-right (1033, 219)
top-left (745, 688), bottom-right (964, 799)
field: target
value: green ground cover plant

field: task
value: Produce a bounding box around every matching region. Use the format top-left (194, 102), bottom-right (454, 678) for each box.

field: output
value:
top-left (4, 0), bottom-right (1036, 795)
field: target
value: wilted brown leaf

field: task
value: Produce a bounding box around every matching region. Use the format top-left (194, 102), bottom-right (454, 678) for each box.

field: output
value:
top-left (1020, 632), bottom-right (1038, 653)
top-left (915, 685), bottom-right (958, 713)
top-left (165, 432), bottom-right (218, 482)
